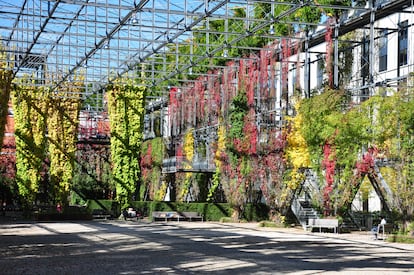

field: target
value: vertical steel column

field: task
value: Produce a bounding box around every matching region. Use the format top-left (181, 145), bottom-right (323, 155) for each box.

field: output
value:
top-left (117, 0), bottom-right (121, 79)
top-left (369, 0), bottom-right (376, 96)
top-left (151, 0), bottom-right (155, 84)
top-left (304, 30), bottom-right (310, 98)
top-left (105, 0), bottom-right (109, 77)
top-left (205, 0), bottom-right (210, 57)
top-left (333, 20), bottom-right (339, 89)
top-left (223, 4), bottom-right (228, 57)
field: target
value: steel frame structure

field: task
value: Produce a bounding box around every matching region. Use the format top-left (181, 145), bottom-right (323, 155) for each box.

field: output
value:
top-left (0, 0), bottom-right (411, 110)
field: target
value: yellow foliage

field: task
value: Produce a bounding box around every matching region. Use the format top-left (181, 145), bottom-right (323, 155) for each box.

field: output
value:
top-left (178, 129), bottom-right (195, 201)
top-left (284, 101), bottom-right (311, 193)
top-left (286, 106), bottom-right (311, 169)
top-left (287, 167), bottom-right (306, 190)
top-left (379, 166), bottom-right (398, 192)
top-left (359, 177), bottom-right (373, 200)
top-left (155, 181), bottom-right (168, 201)
top-left (215, 124), bottom-right (226, 168)
top-left (183, 129), bottom-right (194, 166)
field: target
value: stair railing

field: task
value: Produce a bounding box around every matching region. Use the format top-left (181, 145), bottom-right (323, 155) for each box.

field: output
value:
top-left (291, 195), bottom-right (308, 230)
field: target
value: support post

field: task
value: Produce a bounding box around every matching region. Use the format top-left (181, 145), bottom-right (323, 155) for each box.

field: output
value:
top-left (369, 0), bottom-right (376, 96)
top-left (334, 20), bottom-right (339, 89)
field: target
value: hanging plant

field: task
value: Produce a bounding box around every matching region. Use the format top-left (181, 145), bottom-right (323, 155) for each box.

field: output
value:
top-left (285, 101), bottom-right (311, 188)
top-left (107, 81), bottom-right (145, 209)
top-left (321, 142), bottom-right (336, 215)
top-left (228, 91), bottom-right (248, 150)
top-left (298, 89), bottom-right (350, 214)
top-left (369, 88), bottom-right (414, 224)
top-left (154, 181), bottom-right (168, 201)
top-left (11, 84), bottom-right (48, 207)
top-left (0, 47), bottom-right (13, 145)
top-left (140, 137), bottom-right (164, 200)
top-left (256, 127), bottom-right (287, 219)
top-left (73, 144), bottom-right (113, 201)
top-left (47, 78), bottom-right (83, 205)
top-left (325, 17), bottom-right (335, 88)
top-left (280, 100), bottom-right (311, 212)
top-left (208, 123), bottom-right (226, 201)
top-left (178, 129), bottom-right (194, 201)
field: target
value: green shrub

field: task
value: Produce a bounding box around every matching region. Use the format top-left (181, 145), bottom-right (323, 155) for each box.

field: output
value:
top-left (149, 202), bottom-right (232, 221)
top-left (86, 200), bottom-right (269, 222)
top-left (86, 199), bottom-right (113, 211)
top-left (388, 234), bottom-right (414, 244)
top-left (258, 221), bottom-right (285, 228)
top-left (242, 203), bottom-right (269, 221)
top-left (408, 221), bottom-right (414, 233)
top-left (35, 205), bottom-right (92, 221)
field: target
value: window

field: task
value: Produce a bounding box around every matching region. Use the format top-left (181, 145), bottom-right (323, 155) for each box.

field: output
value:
top-left (379, 30), bottom-right (388, 72)
top-left (398, 21), bottom-right (408, 66)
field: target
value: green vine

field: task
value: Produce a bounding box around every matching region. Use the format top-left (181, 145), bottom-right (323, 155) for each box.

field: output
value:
top-left (0, 46), bottom-right (13, 145)
top-left (178, 129), bottom-right (194, 201)
top-left (208, 123), bottom-right (226, 202)
top-left (11, 84), bottom-right (48, 207)
top-left (228, 92), bottom-right (248, 149)
top-left (140, 137), bottom-right (164, 200)
top-left (298, 85), bottom-right (414, 214)
top-left (47, 80), bottom-right (82, 205)
top-left (107, 81), bottom-right (145, 209)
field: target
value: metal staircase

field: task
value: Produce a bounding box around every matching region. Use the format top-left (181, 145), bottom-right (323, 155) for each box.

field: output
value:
top-left (340, 210), bottom-right (365, 232)
top-left (290, 160), bottom-right (396, 232)
top-left (291, 197), bottom-right (320, 230)
top-left (367, 164), bottom-right (395, 212)
top-left (291, 169), bottom-right (321, 230)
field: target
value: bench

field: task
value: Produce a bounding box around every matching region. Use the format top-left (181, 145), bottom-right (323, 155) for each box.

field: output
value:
top-left (152, 211), bottom-right (184, 222)
top-left (91, 209), bottom-right (111, 220)
top-left (308, 218), bottom-right (339, 233)
top-left (122, 208), bottom-right (142, 221)
top-left (181, 211), bottom-right (204, 222)
top-left (373, 223), bottom-right (395, 240)
top-left (152, 211), bottom-right (203, 222)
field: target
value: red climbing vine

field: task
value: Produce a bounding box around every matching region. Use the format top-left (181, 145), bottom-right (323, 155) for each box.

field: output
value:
top-left (322, 142), bottom-right (336, 216)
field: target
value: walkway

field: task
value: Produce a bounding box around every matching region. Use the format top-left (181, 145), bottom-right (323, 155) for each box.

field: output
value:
top-left (1, 220), bottom-right (413, 274)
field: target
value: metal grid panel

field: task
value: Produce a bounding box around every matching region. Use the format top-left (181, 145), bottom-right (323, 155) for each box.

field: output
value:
top-left (0, 0), bottom-right (372, 100)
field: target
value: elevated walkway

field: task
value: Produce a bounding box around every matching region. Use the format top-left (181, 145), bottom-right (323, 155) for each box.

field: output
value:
top-left (162, 156), bottom-right (215, 173)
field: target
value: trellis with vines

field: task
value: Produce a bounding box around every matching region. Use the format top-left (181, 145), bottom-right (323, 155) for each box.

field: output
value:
top-left (47, 80), bottom-right (83, 205)
top-left (140, 137), bottom-right (164, 201)
top-left (11, 84), bottom-right (48, 207)
top-left (107, 81), bottom-right (145, 209)
top-left (0, 49), bottom-right (14, 194)
top-left (0, 54), bottom-right (13, 145)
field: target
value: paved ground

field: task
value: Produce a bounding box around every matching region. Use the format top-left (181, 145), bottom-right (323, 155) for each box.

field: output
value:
top-left (1, 219), bottom-right (413, 274)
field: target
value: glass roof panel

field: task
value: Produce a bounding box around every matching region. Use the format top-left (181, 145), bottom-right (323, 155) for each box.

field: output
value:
top-left (0, 0), bottom-right (376, 100)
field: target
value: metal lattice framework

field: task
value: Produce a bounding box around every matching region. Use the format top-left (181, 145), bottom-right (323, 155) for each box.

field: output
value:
top-left (0, 0), bottom-right (410, 110)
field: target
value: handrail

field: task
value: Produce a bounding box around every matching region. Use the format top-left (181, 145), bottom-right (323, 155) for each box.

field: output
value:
top-left (291, 196), bottom-right (308, 230)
